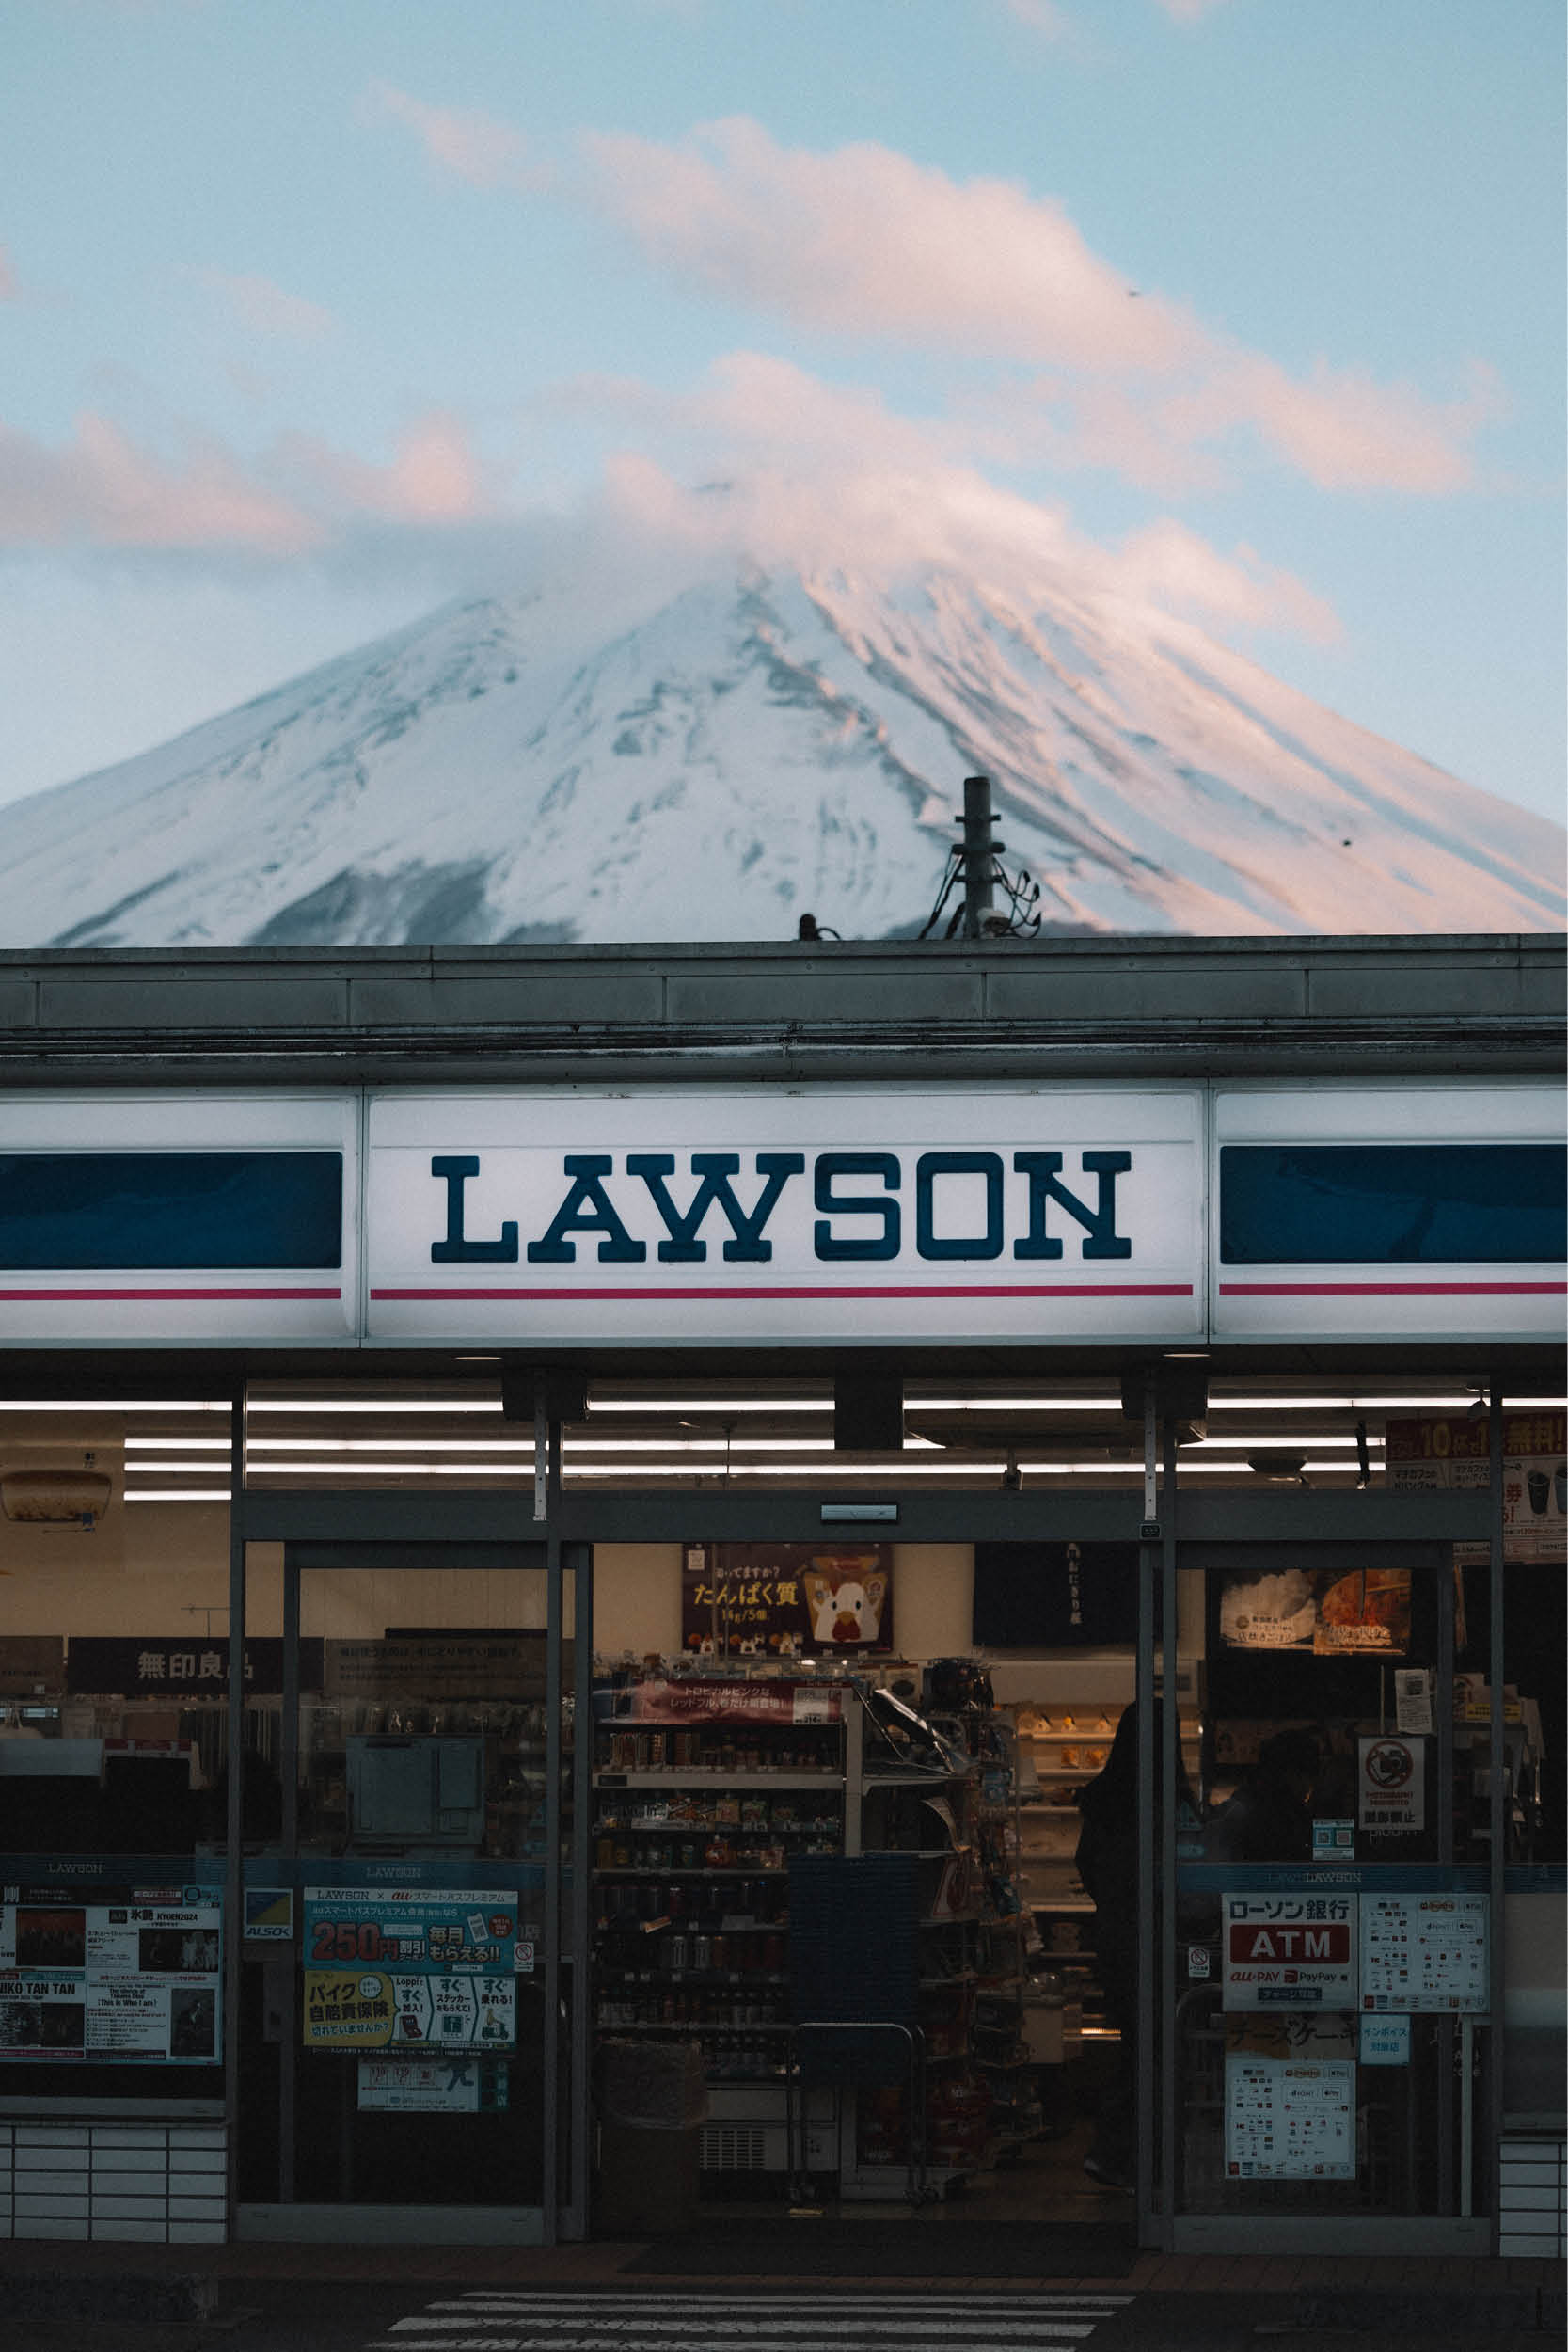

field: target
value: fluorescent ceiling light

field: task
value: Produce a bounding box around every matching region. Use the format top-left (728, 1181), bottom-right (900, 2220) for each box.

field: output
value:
top-left (245, 1438), bottom-right (537, 1454)
top-left (240, 1463), bottom-right (527, 1478)
top-left (1188, 1434), bottom-right (1384, 1452)
top-left (245, 1397), bottom-right (502, 1415)
top-left (124, 1438), bottom-right (231, 1452)
top-left (125, 1488), bottom-right (232, 1502)
top-left (0, 1399), bottom-right (230, 1413)
top-left (122, 1461), bottom-right (232, 1475)
top-left (589, 1396), bottom-right (832, 1414)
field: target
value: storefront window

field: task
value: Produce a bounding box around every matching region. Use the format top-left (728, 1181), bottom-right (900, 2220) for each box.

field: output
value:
top-left (234, 1545), bottom-right (574, 2216)
top-left (0, 1397), bottom-right (234, 2102)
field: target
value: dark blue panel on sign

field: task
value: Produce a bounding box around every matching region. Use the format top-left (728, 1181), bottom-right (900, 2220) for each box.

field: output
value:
top-left (1219, 1144), bottom-right (1565, 1266)
top-left (0, 1152), bottom-right (342, 1269)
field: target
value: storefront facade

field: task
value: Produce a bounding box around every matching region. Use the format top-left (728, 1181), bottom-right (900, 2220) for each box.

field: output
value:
top-left (0, 934), bottom-right (1561, 2260)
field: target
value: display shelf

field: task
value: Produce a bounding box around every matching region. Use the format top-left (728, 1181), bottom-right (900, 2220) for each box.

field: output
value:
top-left (594, 1771), bottom-right (843, 1788)
top-left (594, 1821), bottom-right (840, 1836)
top-left (599, 1969), bottom-right (789, 1986)
top-left (599, 2020), bottom-right (795, 2035)
top-left (593, 1866), bottom-right (790, 1880)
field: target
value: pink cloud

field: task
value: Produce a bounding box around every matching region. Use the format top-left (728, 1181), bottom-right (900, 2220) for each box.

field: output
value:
top-left (1155, 354), bottom-right (1503, 494)
top-left (0, 246), bottom-right (16, 300)
top-left (561, 358), bottom-right (1341, 650)
top-left (189, 268), bottom-right (335, 341)
top-left (1003, 0), bottom-right (1075, 38)
top-left (277, 413), bottom-right (492, 523)
top-left (581, 117), bottom-right (1194, 373)
top-left (575, 116), bottom-right (1493, 497)
top-left (1108, 518), bottom-right (1342, 644)
top-left (0, 412), bottom-right (319, 551)
top-left (367, 81), bottom-right (543, 190)
top-left (1152, 0), bottom-right (1233, 22)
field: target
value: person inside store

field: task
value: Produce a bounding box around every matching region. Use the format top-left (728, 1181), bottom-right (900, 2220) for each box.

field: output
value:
top-left (1074, 1701), bottom-right (1197, 2191)
top-left (1208, 1726), bottom-right (1321, 1864)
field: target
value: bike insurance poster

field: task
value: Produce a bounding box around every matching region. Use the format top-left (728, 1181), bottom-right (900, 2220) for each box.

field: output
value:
top-left (302, 1886), bottom-right (522, 2051)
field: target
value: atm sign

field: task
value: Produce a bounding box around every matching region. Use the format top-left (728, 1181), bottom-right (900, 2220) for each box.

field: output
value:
top-left (1228, 1923), bottom-right (1351, 1965)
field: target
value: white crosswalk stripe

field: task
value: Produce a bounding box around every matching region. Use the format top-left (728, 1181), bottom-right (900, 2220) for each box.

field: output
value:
top-left (364, 2289), bottom-right (1134, 2352)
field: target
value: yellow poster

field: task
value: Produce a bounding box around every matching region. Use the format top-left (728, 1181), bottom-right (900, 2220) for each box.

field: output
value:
top-left (302, 1968), bottom-right (397, 2048)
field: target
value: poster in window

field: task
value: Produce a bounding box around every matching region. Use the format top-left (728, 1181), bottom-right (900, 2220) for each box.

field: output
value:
top-left (0, 1883), bottom-right (222, 2063)
top-left (1386, 1413), bottom-right (1565, 1565)
top-left (1218, 1565), bottom-right (1411, 1656)
top-left (681, 1542), bottom-right (892, 1658)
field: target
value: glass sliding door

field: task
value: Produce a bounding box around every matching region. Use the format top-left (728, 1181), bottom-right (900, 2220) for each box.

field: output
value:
top-left (1165, 1539), bottom-right (1493, 2252)
top-left (233, 1535), bottom-right (580, 2244)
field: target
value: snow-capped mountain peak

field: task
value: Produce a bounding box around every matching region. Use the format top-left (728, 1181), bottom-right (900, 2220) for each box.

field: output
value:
top-left (0, 552), bottom-right (1560, 946)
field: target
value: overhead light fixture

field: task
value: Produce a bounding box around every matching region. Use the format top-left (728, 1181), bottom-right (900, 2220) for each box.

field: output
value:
top-left (125, 1489), bottom-right (231, 1503)
top-left (0, 1400), bottom-right (230, 1414)
top-left (1245, 1450), bottom-right (1308, 1484)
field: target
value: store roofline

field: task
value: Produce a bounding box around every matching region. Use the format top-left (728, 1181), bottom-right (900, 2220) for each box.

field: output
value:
top-left (0, 932), bottom-right (1561, 1087)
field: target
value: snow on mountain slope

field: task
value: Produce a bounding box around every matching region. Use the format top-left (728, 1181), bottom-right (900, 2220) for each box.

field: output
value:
top-left (0, 554), bottom-right (1559, 946)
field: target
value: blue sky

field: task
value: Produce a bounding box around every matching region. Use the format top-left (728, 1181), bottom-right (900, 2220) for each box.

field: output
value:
top-left (1, 0), bottom-right (1562, 824)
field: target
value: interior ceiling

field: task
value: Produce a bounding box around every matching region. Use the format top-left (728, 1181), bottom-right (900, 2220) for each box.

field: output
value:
top-left (0, 1361), bottom-right (1560, 1502)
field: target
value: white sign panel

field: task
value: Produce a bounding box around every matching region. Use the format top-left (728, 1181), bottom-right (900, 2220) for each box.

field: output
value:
top-left (1212, 1085), bottom-right (1564, 1344)
top-left (1359, 1892), bottom-right (1489, 2013)
top-left (1357, 1735), bottom-right (1426, 1836)
top-left (0, 1093), bottom-right (358, 1346)
top-left (1226, 2052), bottom-right (1356, 2180)
top-left (364, 1088), bottom-right (1205, 1346)
top-left (1223, 1890), bottom-right (1356, 2009)
top-left (357, 2055), bottom-right (483, 2111)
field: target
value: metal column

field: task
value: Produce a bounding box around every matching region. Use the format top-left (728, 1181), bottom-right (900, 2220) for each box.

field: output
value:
top-left (222, 1390), bottom-right (246, 2230)
top-left (1134, 1388), bottom-right (1159, 2244)
top-left (1159, 1423), bottom-right (1180, 2241)
top-left (1486, 1388), bottom-right (1506, 2251)
top-left (568, 1539), bottom-right (594, 2238)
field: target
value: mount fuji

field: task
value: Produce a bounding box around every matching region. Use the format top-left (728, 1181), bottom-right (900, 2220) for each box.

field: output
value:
top-left (0, 553), bottom-right (1560, 946)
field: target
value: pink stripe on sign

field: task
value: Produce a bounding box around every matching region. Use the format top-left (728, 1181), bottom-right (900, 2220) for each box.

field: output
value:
top-left (372, 1282), bottom-right (1195, 1302)
top-left (0, 1286), bottom-right (342, 1301)
top-left (1219, 1280), bottom-right (1565, 1297)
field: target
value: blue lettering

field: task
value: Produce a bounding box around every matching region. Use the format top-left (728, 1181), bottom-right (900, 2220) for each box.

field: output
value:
top-left (813, 1153), bottom-right (901, 1260)
top-left (430, 1156), bottom-right (518, 1263)
top-left (1013, 1151), bottom-right (1132, 1261)
top-left (627, 1153), bottom-right (803, 1263)
top-left (527, 1157), bottom-right (646, 1263)
top-left (916, 1152), bottom-right (1004, 1260)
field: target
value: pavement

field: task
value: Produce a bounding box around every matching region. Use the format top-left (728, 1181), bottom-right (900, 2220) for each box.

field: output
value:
top-left (0, 2234), bottom-right (1562, 2349)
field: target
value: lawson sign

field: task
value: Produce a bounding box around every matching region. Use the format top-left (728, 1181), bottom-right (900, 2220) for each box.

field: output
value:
top-left (0, 1083), bottom-right (1560, 1348)
top-left (363, 1089), bottom-right (1205, 1346)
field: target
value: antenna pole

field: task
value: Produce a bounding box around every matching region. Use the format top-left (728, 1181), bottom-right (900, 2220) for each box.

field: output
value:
top-left (961, 773), bottom-right (999, 939)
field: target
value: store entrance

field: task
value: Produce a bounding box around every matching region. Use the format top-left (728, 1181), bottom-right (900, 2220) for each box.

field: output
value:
top-left (586, 1538), bottom-right (1146, 2246)
top-left (233, 1534), bottom-right (583, 2246)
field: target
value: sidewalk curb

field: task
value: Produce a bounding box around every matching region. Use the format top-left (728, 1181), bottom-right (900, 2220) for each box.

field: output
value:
top-left (0, 2272), bottom-right (216, 2325)
top-left (1257, 2285), bottom-right (1560, 2337)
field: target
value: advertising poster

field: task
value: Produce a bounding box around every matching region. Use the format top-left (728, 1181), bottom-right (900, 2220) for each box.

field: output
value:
top-left (1223, 1890), bottom-right (1355, 2009)
top-left (323, 1633), bottom-right (546, 1701)
top-left (600, 1676), bottom-right (845, 1731)
top-left (356, 2054), bottom-right (508, 2113)
top-left (682, 1542), bottom-right (892, 1659)
top-left (1218, 1565), bottom-right (1411, 1656)
top-left (1386, 1413), bottom-right (1566, 1565)
top-left (1225, 2016), bottom-right (1356, 2179)
top-left (1359, 1892), bottom-right (1489, 2013)
top-left (1357, 1735), bottom-right (1426, 1837)
top-left (302, 1887), bottom-right (522, 2052)
top-left (0, 1882), bottom-right (221, 2063)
